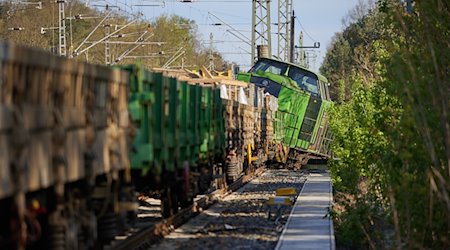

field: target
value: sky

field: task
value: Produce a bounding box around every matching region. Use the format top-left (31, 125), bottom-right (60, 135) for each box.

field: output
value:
top-left (96, 0), bottom-right (361, 71)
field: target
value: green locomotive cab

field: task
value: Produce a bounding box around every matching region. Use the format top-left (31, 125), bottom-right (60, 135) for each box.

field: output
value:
top-left (237, 57), bottom-right (333, 165)
top-left (239, 57), bottom-right (328, 99)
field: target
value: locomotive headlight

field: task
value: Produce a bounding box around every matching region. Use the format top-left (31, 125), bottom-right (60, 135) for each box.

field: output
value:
top-left (262, 79), bottom-right (269, 86)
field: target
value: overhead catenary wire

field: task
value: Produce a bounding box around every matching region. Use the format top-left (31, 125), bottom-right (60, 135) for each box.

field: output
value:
top-left (295, 17), bottom-right (316, 42)
top-left (112, 31), bottom-right (153, 64)
top-left (12, 0), bottom-right (253, 66)
top-left (90, 0), bottom-right (252, 67)
top-left (208, 11), bottom-right (250, 46)
top-left (72, 10), bottom-right (113, 54)
top-left (72, 18), bottom-right (138, 57)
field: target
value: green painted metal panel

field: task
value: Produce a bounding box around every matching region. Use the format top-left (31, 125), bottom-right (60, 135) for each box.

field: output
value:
top-left (236, 72), bottom-right (251, 82)
top-left (190, 84), bottom-right (201, 165)
top-left (124, 64), bottom-right (227, 178)
top-left (206, 88), bottom-right (213, 153)
top-left (120, 65), bottom-right (151, 172)
top-left (163, 77), bottom-right (179, 171)
top-left (296, 138), bottom-right (310, 149)
top-left (277, 86), bottom-right (310, 149)
top-left (199, 87), bottom-right (212, 160)
top-left (191, 86), bottom-right (225, 162)
top-left (179, 82), bottom-right (189, 165)
top-left (289, 97), bottom-right (303, 146)
top-left (152, 73), bottom-right (165, 172)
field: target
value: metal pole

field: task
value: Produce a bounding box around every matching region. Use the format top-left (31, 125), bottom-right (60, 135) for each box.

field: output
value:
top-left (57, 0), bottom-right (66, 56)
top-left (208, 33), bottom-right (214, 71)
top-left (298, 31), bottom-right (304, 66)
top-left (277, 0), bottom-right (291, 61)
top-left (285, 0), bottom-right (292, 61)
top-left (266, 0), bottom-right (272, 57)
top-left (251, 0), bottom-right (256, 63)
top-left (105, 24), bottom-right (111, 64)
top-left (289, 10), bottom-right (295, 63)
top-left (251, 0), bottom-right (272, 63)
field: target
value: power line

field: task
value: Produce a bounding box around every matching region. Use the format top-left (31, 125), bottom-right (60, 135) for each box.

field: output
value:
top-left (205, 10), bottom-right (248, 20)
top-left (197, 23), bottom-right (251, 26)
top-left (140, 0), bottom-right (250, 1)
top-left (295, 17), bottom-right (316, 42)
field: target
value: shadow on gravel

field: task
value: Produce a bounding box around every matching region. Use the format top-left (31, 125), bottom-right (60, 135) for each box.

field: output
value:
top-left (152, 170), bottom-right (305, 250)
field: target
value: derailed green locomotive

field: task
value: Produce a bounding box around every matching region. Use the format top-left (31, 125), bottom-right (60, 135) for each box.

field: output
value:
top-left (237, 57), bottom-right (333, 165)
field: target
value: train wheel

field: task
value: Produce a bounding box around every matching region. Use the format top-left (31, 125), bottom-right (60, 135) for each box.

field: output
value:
top-left (161, 195), bottom-right (171, 218)
top-left (198, 166), bottom-right (212, 193)
top-left (48, 224), bottom-right (65, 250)
top-left (161, 188), bottom-right (178, 218)
top-left (97, 212), bottom-right (117, 243)
top-left (180, 162), bottom-right (193, 208)
top-left (171, 192), bottom-right (179, 214)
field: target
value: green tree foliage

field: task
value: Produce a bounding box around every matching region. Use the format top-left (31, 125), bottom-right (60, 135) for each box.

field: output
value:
top-left (324, 0), bottom-right (450, 248)
top-left (320, 1), bottom-right (383, 102)
top-left (0, 0), bottom-right (99, 53)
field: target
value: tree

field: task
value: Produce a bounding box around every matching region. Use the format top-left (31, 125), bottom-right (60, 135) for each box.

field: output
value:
top-left (320, 1), bottom-right (383, 102)
top-left (325, 0), bottom-right (450, 248)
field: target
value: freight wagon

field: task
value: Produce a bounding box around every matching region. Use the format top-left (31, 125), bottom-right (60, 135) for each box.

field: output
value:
top-left (0, 41), bottom-right (132, 249)
top-left (0, 41), bottom-right (332, 249)
top-left (122, 64), bottom-right (278, 217)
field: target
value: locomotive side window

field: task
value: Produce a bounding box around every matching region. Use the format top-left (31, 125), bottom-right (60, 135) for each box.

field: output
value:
top-left (287, 66), bottom-right (319, 96)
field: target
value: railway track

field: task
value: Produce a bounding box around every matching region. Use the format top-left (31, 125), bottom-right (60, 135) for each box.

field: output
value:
top-left (112, 167), bottom-right (307, 250)
top-left (107, 167), bottom-right (267, 250)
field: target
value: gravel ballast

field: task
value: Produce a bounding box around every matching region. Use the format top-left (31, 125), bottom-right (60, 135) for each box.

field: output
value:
top-left (150, 169), bottom-right (307, 250)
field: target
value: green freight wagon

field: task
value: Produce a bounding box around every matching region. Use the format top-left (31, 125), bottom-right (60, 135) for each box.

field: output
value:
top-left (121, 64), bottom-right (225, 217)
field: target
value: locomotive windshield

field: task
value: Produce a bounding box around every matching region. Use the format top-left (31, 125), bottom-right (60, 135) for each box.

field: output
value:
top-left (287, 66), bottom-right (319, 95)
top-left (249, 58), bottom-right (319, 96)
